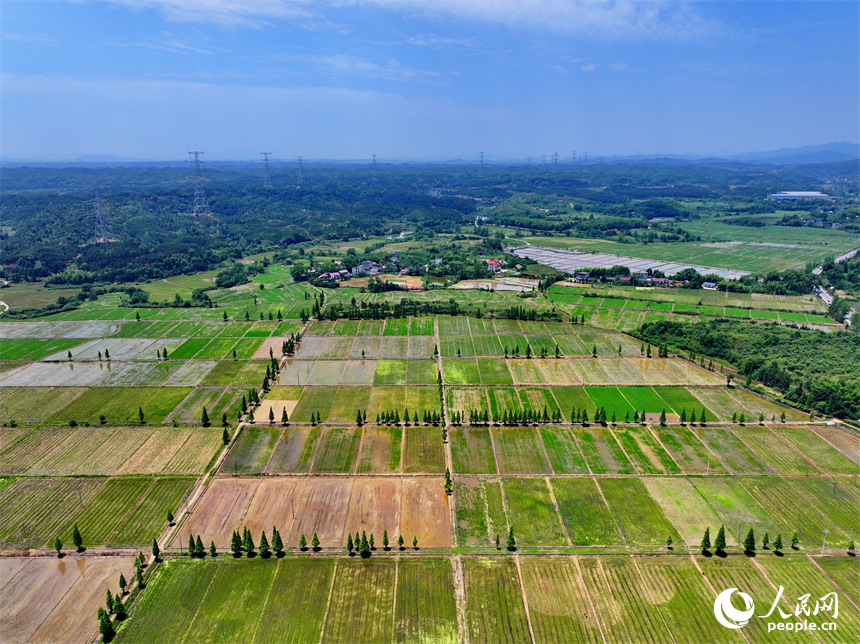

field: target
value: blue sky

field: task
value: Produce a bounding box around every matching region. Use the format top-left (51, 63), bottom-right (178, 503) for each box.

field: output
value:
top-left (2, 1), bottom-right (858, 161)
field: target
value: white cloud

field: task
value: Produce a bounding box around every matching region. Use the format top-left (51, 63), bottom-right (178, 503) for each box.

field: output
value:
top-left (307, 54), bottom-right (440, 80)
top-left (2, 32), bottom-right (56, 43)
top-left (580, 63), bottom-right (597, 72)
top-left (102, 0), bottom-right (312, 27)
top-left (76, 0), bottom-right (711, 39)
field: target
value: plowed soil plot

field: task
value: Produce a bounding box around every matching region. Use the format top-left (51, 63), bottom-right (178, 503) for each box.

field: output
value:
top-left (284, 478), bottom-right (352, 549)
top-left (175, 478), bottom-right (259, 548)
top-left (400, 478), bottom-right (452, 547)
top-left (344, 478), bottom-right (401, 547)
top-left (238, 478), bottom-right (305, 539)
top-left (0, 556), bottom-right (135, 644)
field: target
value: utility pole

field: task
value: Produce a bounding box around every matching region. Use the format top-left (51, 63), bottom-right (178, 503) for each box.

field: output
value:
top-left (261, 152), bottom-right (273, 188)
top-left (821, 529), bottom-right (829, 555)
top-left (295, 156), bottom-right (304, 186)
top-left (187, 151), bottom-right (211, 216)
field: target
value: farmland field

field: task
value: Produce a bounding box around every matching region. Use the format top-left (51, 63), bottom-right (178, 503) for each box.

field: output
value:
top-left (502, 477), bottom-right (568, 546)
top-left (464, 557), bottom-right (531, 644)
top-left (553, 478), bottom-right (620, 545)
top-left (3, 288), bottom-right (859, 644)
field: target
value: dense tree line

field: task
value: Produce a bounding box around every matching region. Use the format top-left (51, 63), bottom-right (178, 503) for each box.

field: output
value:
top-left (634, 319), bottom-right (860, 418)
top-left (820, 256), bottom-right (860, 297)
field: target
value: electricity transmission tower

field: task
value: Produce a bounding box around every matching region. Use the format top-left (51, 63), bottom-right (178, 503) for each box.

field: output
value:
top-left (188, 151), bottom-right (211, 216)
top-left (92, 182), bottom-right (113, 242)
top-left (479, 151), bottom-right (484, 175)
top-left (552, 152), bottom-right (559, 168)
top-left (295, 156), bottom-right (304, 186)
top-left (261, 152), bottom-right (273, 188)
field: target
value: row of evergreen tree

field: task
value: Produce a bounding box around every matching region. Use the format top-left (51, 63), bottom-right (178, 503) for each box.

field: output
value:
top-left (346, 529), bottom-right (418, 557)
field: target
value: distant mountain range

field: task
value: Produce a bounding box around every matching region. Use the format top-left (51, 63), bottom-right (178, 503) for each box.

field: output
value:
top-left (727, 142), bottom-right (860, 165)
top-left (2, 142), bottom-right (858, 167)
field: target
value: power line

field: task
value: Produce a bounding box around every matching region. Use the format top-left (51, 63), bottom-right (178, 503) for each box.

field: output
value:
top-left (92, 182), bottom-right (113, 242)
top-left (261, 152), bottom-right (273, 188)
top-left (187, 151), bottom-right (211, 216)
top-left (188, 150), bottom-right (205, 177)
top-left (295, 156), bottom-right (304, 186)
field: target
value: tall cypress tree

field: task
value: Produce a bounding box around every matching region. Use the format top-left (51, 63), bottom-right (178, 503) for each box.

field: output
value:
top-left (715, 525), bottom-right (727, 555)
top-left (506, 527), bottom-right (516, 551)
top-left (700, 527), bottom-right (711, 553)
top-left (72, 524), bottom-right (83, 551)
top-left (744, 528), bottom-right (756, 554)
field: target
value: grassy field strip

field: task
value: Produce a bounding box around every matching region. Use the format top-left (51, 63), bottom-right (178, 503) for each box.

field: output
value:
top-left (772, 426), bottom-right (860, 474)
top-left (739, 477), bottom-right (847, 544)
top-left (464, 557), bottom-right (533, 644)
top-left (642, 477), bottom-right (733, 547)
top-left (733, 426), bottom-right (822, 475)
top-left (635, 556), bottom-right (744, 644)
top-left (0, 478), bottom-right (105, 546)
top-left (597, 478), bottom-right (682, 546)
top-left (689, 477), bottom-right (781, 546)
top-left (553, 478), bottom-right (621, 546)
top-left (698, 555), bottom-right (812, 644)
top-left (755, 556), bottom-right (860, 643)
top-left (812, 556), bottom-right (860, 607)
top-left (810, 426), bottom-right (860, 464)
top-left (60, 478), bottom-right (154, 546)
top-left (762, 424), bottom-right (830, 473)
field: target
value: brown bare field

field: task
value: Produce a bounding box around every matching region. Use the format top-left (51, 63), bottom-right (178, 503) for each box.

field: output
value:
top-left (238, 478), bottom-right (305, 538)
top-left (30, 556), bottom-right (136, 644)
top-left (182, 477), bottom-right (452, 551)
top-left (284, 478), bottom-right (352, 549)
top-left (400, 478), bottom-right (452, 547)
top-left (252, 337), bottom-right (290, 360)
top-left (343, 478), bottom-right (401, 546)
top-left (255, 399), bottom-right (299, 423)
top-left (0, 556), bottom-right (132, 644)
top-left (174, 478), bottom-right (259, 548)
top-left (0, 558), bottom-right (29, 591)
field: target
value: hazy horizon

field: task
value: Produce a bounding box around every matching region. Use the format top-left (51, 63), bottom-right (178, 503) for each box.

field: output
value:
top-left (2, 1), bottom-right (858, 161)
